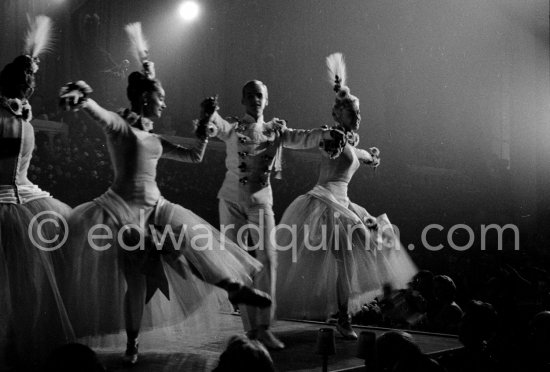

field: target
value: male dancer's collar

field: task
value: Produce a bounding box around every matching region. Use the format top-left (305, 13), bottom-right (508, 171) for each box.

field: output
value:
top-left (0, 96), bottom-right (32, 121)
top-left (236, 113), bottom-right (264, 135)
top-left (241, 113), bottom-right (264, 125)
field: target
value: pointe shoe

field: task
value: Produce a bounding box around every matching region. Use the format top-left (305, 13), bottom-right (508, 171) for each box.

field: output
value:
top-left (258, 329), bottom-right (285, 350)
top-left (336, 315), bottom-right (358, 340)
top-left (123, 340), bottom-right (139, 365)
top-left (228, 284), bottom-right (272, 308)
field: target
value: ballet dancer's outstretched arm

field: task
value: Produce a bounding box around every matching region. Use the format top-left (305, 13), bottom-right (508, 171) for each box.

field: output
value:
top-left (59, 81), bottom-right (129, 133)
top-left (160, 137), bottom-right (207, 163)
top-left (160, 95), bottom-right (220, 163)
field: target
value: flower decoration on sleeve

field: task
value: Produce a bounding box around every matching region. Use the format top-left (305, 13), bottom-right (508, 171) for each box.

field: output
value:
top-left (319, 125), bottom-right (360, 159)
top-left (346, 131), bottom-right (360, 147)
top-left (118, 108), bottom-right (140, 126)
top-left (0, 96), bottom-right (32, 121)
top-left (364, 215), bottom-right (378, 230)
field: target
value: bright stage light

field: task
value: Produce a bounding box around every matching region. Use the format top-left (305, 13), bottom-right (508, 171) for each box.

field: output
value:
top-left (179, 1), bottom-right (200, 22)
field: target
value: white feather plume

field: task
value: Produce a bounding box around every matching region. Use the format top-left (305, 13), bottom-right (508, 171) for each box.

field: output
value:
top-left (24, 15), bottom-right (53, 58)
top-left (125, 22), bottom-right (149, 64)
top-left (326, 52), bottom-right (347, 88)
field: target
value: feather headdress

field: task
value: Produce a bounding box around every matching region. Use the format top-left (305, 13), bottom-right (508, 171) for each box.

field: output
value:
top-left (24, 15), bottom-right (53, 59)
top-left (326, 52), bottom-right (347, 92)
top-left (326, 52), bottom-right (359, 107)
top-left (124, 22), bottom-right (155, 79)
top-left (326, 52), bottom-right (360, 121)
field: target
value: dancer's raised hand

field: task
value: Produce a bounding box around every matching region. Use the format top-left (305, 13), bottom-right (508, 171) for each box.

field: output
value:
top-left (195, 95), bottom-right (219, 139)
top-left (367, 147), bottom-right (380, 168)
top-left (59, 80), bottom-right (93, 111)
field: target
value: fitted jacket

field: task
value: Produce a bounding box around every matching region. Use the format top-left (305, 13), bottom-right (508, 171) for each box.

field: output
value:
top-left (211, 112), bottom-right (328, 205)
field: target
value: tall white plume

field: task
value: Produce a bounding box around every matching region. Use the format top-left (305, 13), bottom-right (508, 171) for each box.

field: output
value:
top-left (125, 22), bottom-right (149, 64)
top-left (326, 52), bottom-right (347, 88)
top-left (24, 15), bottom-right (53, 58)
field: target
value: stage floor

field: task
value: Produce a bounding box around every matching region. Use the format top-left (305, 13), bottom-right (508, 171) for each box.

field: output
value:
top-left (95, 313), bottom-right (461, 372)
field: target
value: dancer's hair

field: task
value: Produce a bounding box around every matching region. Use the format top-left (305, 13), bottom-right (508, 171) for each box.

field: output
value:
top-left (126, 71), bottom-right (162, 113)
top-left (241, 80), bottom-right (268, 100)
top-left (0, 16), bottom-right (53, 99)
top-left (0, 56), bottom-right (36, 99)
top-left (124, 22), bottom-right (162, 113)
top-left (326, 53), bottom-right (359, 120)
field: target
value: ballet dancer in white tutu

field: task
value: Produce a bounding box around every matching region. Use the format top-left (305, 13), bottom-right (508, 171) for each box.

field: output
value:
top-left (276, 53), bottom-right (417, 339)
top-left (59, 23), bottom-right (270, 365)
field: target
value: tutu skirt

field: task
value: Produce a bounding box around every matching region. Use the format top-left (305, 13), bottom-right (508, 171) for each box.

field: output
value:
top-left (0, 196), bottom-right (74, 370)
top-left (276, 185), bottom-right (417, 321)
top-left (61, 189), bottom-right (261, 345)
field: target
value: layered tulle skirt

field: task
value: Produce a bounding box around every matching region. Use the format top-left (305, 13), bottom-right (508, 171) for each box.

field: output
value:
top-left (61, 189), bottom-right (261, 345)
top-left (276, 185), bottom-right (417, 321)
top-left (0, 192), bottom-right (74, 370)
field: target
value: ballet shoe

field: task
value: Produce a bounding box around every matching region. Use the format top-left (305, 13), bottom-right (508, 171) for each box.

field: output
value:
top-left (228, 283), bottom-right (272, 308)
top-left (123, 340), bottom-right (139, 365)
top-left (257, 329), bottom-right (285, 350)
top-left (337, 314), bottom-right (358, 340)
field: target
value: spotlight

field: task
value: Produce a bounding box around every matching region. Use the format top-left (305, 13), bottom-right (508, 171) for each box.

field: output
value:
top-left (178, 1), bottom-right (200, 22)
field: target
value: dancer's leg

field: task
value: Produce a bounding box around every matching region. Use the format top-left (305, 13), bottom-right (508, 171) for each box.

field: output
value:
top-left (218, 199), bottom-right (261, 330)
top-left (162, 252), bottom-right (271, 308)
top-left (155, 199), bottom-right (270, 308)
top-left (122, 253), bottom-right (146, 364)
top-left (242, 204), bottom-right (284, 349)
top-left (335, 257), bottom-right (357, 340)
top-left (243, 205), bottom-right (276, 326)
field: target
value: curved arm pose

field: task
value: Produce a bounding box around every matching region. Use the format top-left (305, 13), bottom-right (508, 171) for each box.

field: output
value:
top-left (275, 53), bottom-right (417, 340)
top-left (59, 23), bottom-right (270, 365)
top-left (198, 79), bottom-right (344, 350)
